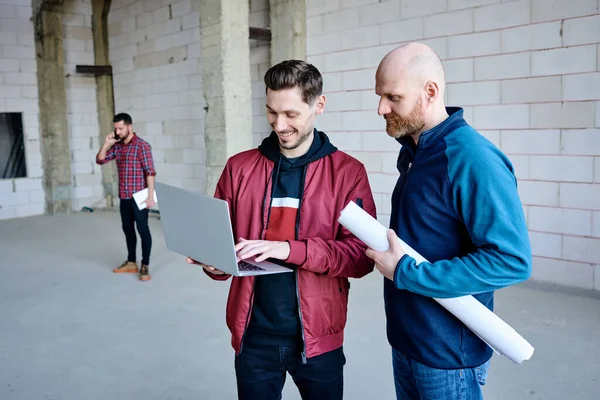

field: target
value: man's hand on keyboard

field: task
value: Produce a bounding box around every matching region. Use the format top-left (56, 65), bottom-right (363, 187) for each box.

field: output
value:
top-left (186, 257), bottom-right (227, 275)
top-left (234, 238), bottom-right (290, 262)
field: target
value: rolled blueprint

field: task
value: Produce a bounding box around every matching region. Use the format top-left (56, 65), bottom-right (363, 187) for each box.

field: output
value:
top-left (339, 201), bottom-right (534, 365)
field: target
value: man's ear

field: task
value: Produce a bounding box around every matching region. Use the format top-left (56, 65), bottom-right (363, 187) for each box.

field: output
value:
top-left (425, 81), bottom-right (440, 103)
top-left (314, 95), bottom-right (326, 115)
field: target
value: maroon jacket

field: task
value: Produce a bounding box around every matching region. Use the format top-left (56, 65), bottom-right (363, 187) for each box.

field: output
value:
top-left (205, 132), bottom-right (377, 359)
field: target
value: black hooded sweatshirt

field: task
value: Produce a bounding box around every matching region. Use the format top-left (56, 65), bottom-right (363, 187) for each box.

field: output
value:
top-left (243, 129), bottom-right (338, 347)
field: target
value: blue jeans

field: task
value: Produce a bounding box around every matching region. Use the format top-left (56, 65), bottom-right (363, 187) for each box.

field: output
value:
top-left (234, 341), bottom-right (345, 400)
top-left (392, 348), bottom-right (490, 400)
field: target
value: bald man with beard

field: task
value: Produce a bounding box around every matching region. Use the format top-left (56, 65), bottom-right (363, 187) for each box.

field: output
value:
top-left (365, 43), bottom-right (532, 399)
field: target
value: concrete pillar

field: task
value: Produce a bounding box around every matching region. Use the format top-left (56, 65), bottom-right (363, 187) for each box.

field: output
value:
top-left (200, 0), bottom-right (253, 195)
top-left (91, 0), bottom-right (118, 208)
top-left (269, 0), bottom-right (307, 64)
top-left (33, 0), bottom-right (73, 214)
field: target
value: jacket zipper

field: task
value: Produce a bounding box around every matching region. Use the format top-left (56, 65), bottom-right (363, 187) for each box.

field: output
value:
top-left (295, 165), bottom-right (308, 364)
top-left (238, 165), bottom-right (274, 355)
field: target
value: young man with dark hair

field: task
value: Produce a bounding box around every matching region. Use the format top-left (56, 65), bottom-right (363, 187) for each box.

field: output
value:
top-left (96, 113), bottom-right (157, 282)
top-left (187, 60), bottom-right (377, 400)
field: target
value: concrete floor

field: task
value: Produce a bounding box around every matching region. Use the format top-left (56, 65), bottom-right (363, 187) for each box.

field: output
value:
top-left (0, 210), bottom-right (599, 400)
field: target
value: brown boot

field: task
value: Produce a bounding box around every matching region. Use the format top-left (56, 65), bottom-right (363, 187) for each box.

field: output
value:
top-left (139, 264), bottom-right (151, 281)
top-left (113, 261), bottom-right (138, 274)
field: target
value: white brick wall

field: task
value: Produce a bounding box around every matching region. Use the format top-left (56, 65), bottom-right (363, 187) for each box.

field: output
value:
top-left (62, 0), bottom-right (104, 211)
top-left (0, 1), bottom-right (44, 220)
top-left (307, 0), bottom-right (600, 290)
top-left (249, 0), bottom-right (271, 147)
top-left (109, 0), bottom-right (206, 193)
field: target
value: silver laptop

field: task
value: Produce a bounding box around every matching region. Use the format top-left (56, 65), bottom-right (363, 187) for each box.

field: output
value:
top-left (155, 182), bottom-right (293, 276)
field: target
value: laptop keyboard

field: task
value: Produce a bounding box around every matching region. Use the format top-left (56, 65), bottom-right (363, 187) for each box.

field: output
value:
top-left (238, 260), bottom-right (266, 271)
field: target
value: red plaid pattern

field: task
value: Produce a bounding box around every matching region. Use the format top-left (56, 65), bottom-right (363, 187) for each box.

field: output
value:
top-left (96, 134), bottom-right (156, 199)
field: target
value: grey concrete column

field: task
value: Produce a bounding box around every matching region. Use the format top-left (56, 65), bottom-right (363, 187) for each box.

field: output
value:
top-left (200, 0), bottom-right (253, 196)
top-left (33, 0), bottom-right (73, 214)
top-left (91, 0), bottom-right (118, 208)
top-left (269, 0), bottom-right (306, 64)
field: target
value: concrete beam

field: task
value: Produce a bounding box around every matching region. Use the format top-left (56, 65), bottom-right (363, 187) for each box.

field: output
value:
top-left (269, 0), bottom-right (307, 64)
top-left (33, 1), bottom-right (73, 214)
top-left (200, 0), bottom-right (253, 195)
top-left (91, 0), bottom-right (118, 208)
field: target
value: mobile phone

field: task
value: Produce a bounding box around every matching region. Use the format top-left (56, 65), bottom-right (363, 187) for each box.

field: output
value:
top-left (113, 130), bottom-right (122, 142)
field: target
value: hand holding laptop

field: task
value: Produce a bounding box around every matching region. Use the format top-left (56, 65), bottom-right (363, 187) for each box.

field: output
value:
top-left (186, 256), bottom-right (227, 275)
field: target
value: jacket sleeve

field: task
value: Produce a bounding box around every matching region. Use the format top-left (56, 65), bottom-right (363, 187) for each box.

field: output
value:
top-left (393, 140), bottom-right (532, 298)
top-left (290, 164), bottom-right (377, 279)
top-left (202, 161), bottom-right (234, 282)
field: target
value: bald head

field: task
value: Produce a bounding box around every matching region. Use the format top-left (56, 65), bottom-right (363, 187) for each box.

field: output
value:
top-left (375, 43), bottom-right (450, 140)
top-left (377, 43), bottom-right (445, 91)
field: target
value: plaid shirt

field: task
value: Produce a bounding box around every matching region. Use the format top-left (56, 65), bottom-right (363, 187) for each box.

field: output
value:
top-left (96, 134), bottom-right (156, 199)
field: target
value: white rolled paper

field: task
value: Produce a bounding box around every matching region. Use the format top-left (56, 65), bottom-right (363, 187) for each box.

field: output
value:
top-left (339, 201), bottom-right (534, 365)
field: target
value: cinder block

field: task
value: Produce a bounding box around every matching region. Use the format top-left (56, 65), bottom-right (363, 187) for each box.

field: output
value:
top-left (561, 129), bottom-right (600, 156)
top-left (596, 101), bottom-right (600, 129)
top-left (342, 68), bottom-right (376, 91)
top-left (340, 0), bottom-right (379, 9)
top-left (563, 235), bottom-right (600, 264)
top-left (444, 58), bottom-right (473, 83)
top-left (306, 0), bottom-right (342, 18)
top-left (447, 81), bottom-right (500, 106)
top-left (530, 102), bottom-right (595, 129)
top-left (326, 91), bottom-right (362, 112)
top-left (563, 15), bottom-right (600, 46)
top-left (250, 0), bottom-right (269, 13)
top-left (171, 0), bottom-right (191, 18)
top-left (0, 85), bottom-right (21, 98)
top-left (593, 211), bottom-right (600, 237)
top-left (315, 111), bottom-right (343, 133)
top-left (341, 26), bottom-right (379, 51)
top-left (530, 155), bottom-right (594, 183)
top-left (322, 72), bottom-right (343, 92)
top-left (474, 0), bottom-right (530, 31)
top-left (528, 231), bottom-right (562, 258)
top-left (563, 73), bottom-right (600, 102)
top-left (249, 10), bottom-right (268, 28)
top-left (0, 5), bottom-right (16, 18)
top-left (559, 182), bottom-right (600, 211)
top-left (501, 130), bottom-right (561, 155)
top-left (343, 111), bottom-right (384, 131)
top-left (531, 257), bottom-right (594, 290)
top-left (518, 180), bottom-right (559, 207)
top-left (16, 203), bottom-right (44, 218)
top-left (63, 13), bottom-right (85, 27)
top-left (307, 32), bottom-right (341, 55)
top-left (0, 179), bottom-right (13, 194)
top-left (327, 131), bottom-right (363, 151)
top-left (0, 31), bottom-right (18, 45)
top-left (474, 52), bottom-right (530, 80)
top-left (361, 131), bottom-right (401, 152)
top-left (0, 59), bottom-right (19, 72)
top-left (448, 0), bottom-right (501, 11)
top-left (361, 90), bottom-right (380, 111)
top-left (501, 21), bottom-right (561, 53)
top-left (506, 155), bottom-right (529, 179)
top-left (380, 17), bottom-right (424, 45)
top-left (380, 152), bottom-right (399, 175)
top-left (401, 0), bottom-right (446, 18)
top-left (323, 50), bottom-right (360, 73)
top-left (473, 104), bottom-right (529, 130)
top-left (323, 8), bottom-right (359, 33)
top-left (501, 76), bottom-right (561, 104)
top-left (531, 0), bottom-right (598, 23)
top-left (424, 9), bottom-right (473, 38)
top-left (448, 31), bottom-right (500, 58)
top-left (29, 189), bottom-right (45, 204)
top-left (347, 151), bottom-right (383, 173)
top-left (368, 172), bottom-right (400, 193)
top-left (307, 16), bottom-right (323, 36)
top-left (0, 205), bottom-right (17, 220)
top-left (532, 45), bottom-right (597, 76)
top-left (358, 45), bottom-right (396, 69)
top-left (359, 0), bottom-right (400, 26)
top-left (529, 206), bottom-right (592, 236)
top-left (8, 98), bottom-right (38, 112)
top-left (0, 18), bottom-right (33, 34)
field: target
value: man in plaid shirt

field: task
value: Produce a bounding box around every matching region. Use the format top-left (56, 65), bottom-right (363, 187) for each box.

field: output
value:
top-left (96, 113), bottom-right (156, 281)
